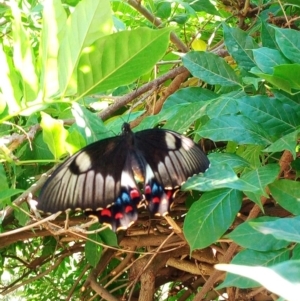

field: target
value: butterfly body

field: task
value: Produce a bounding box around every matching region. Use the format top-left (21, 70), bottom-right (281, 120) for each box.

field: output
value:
top-left (38, 123), bottom-right (209, 231)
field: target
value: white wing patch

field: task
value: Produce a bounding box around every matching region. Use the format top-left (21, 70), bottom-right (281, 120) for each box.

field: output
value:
top-left (75, 151), bottom-right (92, 172)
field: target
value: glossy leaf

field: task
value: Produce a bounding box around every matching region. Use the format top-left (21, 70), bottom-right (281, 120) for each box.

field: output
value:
top-left (250, 216), bottom-right (300, 243)
top-left (218, 248), bottom-right (290, 288)
top-left (253, 47), bottom-right (291, 74)
top-left (58, 0), bottom-right (113, 95)
top-left (227, 216), bottom-right (289, 251)
top-left (198, 115), bottom-right (272, 145)
top-left (182, 51), bottom-right (242, 87)
top-left (78, 27), bottom-right (171, 97)
top-left (184, 188), bottom-right (242, 251)
top-left (240, 164), bottom-right (280, 197)
top-left (275, 27), bottom-right (300, 63)
top-left (223, 23), bottom-right (259, 71)
top-left (217, 260), bottom-right (300, 301)
top-left (269, 180), bottom-right (300, 215)
top-left (237, 95), bottom-right (300, 138)
top-left (40, 0), bottom-right (66, 98)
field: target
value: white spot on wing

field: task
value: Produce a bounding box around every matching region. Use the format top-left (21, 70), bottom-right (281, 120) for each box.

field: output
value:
top-left (165, 133), bottom-right (176, 149)
top-left (84, 170), bottom-right (95, 206)
top-left (75, 152), bottom-right (92, 172)
top-left (181, 136), bottom-right (195, 151)
top-left (121, 170), bottom-right (136, 188)
top-left (145, 164), bottom-right (155, 183)
top-left (94, 173), bottom-right (104, 205)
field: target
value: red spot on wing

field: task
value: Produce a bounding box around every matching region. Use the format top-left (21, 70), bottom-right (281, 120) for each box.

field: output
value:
top-left (153, 196), bottom-right (160, 204)
top-left (145, 185), bottom-right (151, 194)
top-left (101, 209), bottom-right (112, 217)
top-left (115, 213), bottom-right (123, 220)
top-left (130, 189), bottom-right (140, 199)
top-left (125, 205), bottom-right (133, 213)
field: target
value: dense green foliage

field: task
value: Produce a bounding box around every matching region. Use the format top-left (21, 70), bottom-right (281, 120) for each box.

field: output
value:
top-left (0, 0), bottom-right (300, 300)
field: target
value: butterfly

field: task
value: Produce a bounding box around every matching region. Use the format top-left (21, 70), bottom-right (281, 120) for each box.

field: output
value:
top-left (38, 123), bottom-right (209, 231)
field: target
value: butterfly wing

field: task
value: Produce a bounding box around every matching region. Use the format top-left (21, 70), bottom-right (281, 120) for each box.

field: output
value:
top-left (38, 134), bottom-right (142, 231)
top-left (134, 128), bottom-right (210, 215)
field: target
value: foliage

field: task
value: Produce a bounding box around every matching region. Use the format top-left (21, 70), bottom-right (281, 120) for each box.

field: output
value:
top-left (0, 0), bottom-right (300, 300)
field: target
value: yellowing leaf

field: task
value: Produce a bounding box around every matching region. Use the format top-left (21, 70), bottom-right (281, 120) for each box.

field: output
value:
top-left (40, 112), bottom-right (68, 160)
top-left (191, 39), bottom-right (207, 51)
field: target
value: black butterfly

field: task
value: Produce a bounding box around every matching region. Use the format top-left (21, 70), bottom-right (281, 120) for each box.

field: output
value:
top-left (38, 123), bottom-right (209, 231)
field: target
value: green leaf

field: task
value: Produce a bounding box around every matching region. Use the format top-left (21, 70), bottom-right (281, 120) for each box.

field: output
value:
top-left (40, 0), bottom-right (67, 98)
top-left (250, 66), bottom-right (292, 93)
top-left (187, 0), bottom-right (220, 16)
top-left (184, 188), bottom-right (242, 250)
top-left (99, 228), bottom-right (118, 247)
top-left (274, 27), bottom-right (300, 64)
top-left (240, 164), bottom-right (280, 197)
top-left (0, 44), bottom-right (22, 118)
top-left (182, 161), bottom-right (255, 192)
top-left (260, 19), bottom-right (277, 49)
top-left (217, 260), bottom-right (300, 301)
top-left (163, 101), bottom-right (207, 132)
top-left (264, 130), bottom-right (299, 159)
top-left (78, 27), bottom-right (171, 97)
top-left (198, 115), bottom-right (272, 145)
top-left (269, 180), bottom-right (300, 215)
top-left (182, 51), bottom-right (242, 87)
top-left (85, 224), bottom-right (103, 267)
top-left (253, 48), bottom-right (291, 74)
top-left (237, 95), bottom-right (300, 138)
top-left (218, 249), bottom-right (290, 288)
top-left (41, 236), bottom-right (57, 257)
top-left (40, 112), bottom-right (68, 159)
top-left (155, 2), bottom-right (171, 19)
top-left (14, 202), bottom-right (30, 227)
top-left (251, 216), bottom-right (300, 243)
top-left (0, 189), bottom-right (24, 203)
top-left (273, 64), bottom-right (300, 90)
top-left (58, 0), bottom-right (113, 95)
top-left (223, 23), bottom-right (259, 71)
top-left (71, 103), bottom-right (109, 144)
top-left (10, 1), bottom-right (39, 103)
top-left (206, 90), bottom-right (246, 118)
top-left (227, 216), bottom-right (289, 251)
top-left (207, 153), bottom-right (250, 169)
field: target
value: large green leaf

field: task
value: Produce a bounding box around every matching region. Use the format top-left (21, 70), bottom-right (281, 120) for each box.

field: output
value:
top-left (240, 164), bottom-right (280, 197)
top-left (218, 249), bottom-right (290, 288)
top-left (40, 0), bottom-right (67, 98)
top-left (0, 44), bottom-right (22, 119)
top-left (252, 47), bottom-right (291, 74)
top-left (227, 216), bottom-right (289, 251)
top-left (10, 1), bottom-right (39, 103)
top-left (251, 216), bottom-right (300, 243)
top-left (237, 95), bottom-right (300, 137)
top-left (223, 23), bottom-right (259, 71)
top-left (217, 260), bottom-right (300, 301)
top-left (77, 27), bottom-right (171, 97)
top-left (182, 161), bottom-right (255, 192)
top-left (184, 188), bottom-right (242, 250)
top-left (264, 130), bottom-right (299, 158)
top-left (198, 115), bottom-right (272, 145)
top-left (269, 180), bottom-right (300, 215)
top-left (58, 0), bottom-right (113, 95)
top-left (274, 27), bottom-right (300, 64)
top-left (182, 51), bottom-right (242, 87)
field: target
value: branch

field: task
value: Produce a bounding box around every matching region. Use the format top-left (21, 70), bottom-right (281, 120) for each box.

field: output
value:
top-left (127, 0), bottom-right (188, 52)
